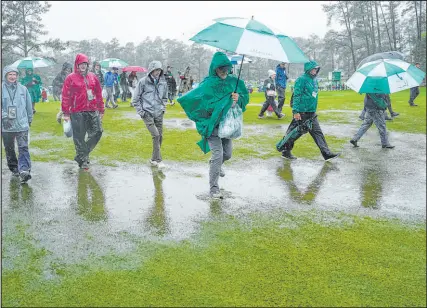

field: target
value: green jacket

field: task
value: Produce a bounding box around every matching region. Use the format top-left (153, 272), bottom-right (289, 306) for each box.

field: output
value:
top-left (20, 69), bottom-right (42, 103)
top-left (292, 61), bottom-right (319, 114)
top-left (177, 52), bottom-right (249, 154)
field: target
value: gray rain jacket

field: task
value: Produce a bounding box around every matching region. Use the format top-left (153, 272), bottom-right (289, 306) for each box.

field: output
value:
top-left (1, 66), bottom-right (33, 132)
top-left (132, 60), bottom-right (167, 117)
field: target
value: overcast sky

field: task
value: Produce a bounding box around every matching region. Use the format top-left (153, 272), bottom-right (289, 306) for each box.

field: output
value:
top-left (42, 1), bottom-right (338, 45)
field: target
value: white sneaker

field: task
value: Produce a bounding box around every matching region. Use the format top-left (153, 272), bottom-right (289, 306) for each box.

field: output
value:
top-left (157, 161), bottom-right (166, 169)
top-left (150, 160), bottom-right (158, 166)
top-left (210, 191), bottom-right (223, 199)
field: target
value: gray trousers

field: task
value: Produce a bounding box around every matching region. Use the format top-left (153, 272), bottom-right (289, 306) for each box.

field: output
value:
top-left (276, 86), bottom-right (286, 113)
top-left (105, 87), bottom-right (116, 107)
top-left (141, 111), bottom-right (164, 162)
top-left (409, 87), bottom-right (420, 105)
top-left (352, 109), bottom-right (389, 146)
top-left (207, 127), bottom-right (232, 194)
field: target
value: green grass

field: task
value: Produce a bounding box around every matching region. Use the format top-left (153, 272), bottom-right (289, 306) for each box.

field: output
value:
top-left (22, 87), bottom-right (425, 164)
top-left (2, 211), bottom-right (425, 307)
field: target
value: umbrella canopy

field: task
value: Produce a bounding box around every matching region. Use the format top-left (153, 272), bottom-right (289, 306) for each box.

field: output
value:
top-left (99, 58), bottom-right (128, 68)
top-left (346, 59), bottom-right (426, 94)
top-left (357, 51), bottom-right (405, 69)
top-left (122, 66), bottom-right (147, 72)
top-left (228, 54), bottom-right (252, 65)
top-left (10, 57), bottom-right (56, 69)
top-left (190, 17), bottom-right (308, 63)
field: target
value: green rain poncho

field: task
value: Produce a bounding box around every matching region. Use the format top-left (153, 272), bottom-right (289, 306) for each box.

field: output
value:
top-left (177, 52), bottom-right (249, 154)
top-left (20, 68), bottom-right (42, 103)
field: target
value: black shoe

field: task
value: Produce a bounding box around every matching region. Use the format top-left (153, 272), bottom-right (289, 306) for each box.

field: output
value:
top-left (391, 112), bottom-right (399, 117)
top-left (258, 114), bottom-right (265, 119)
top-left (382, 145), bottom-right (395, 149)
top-left (350, 140), bottom-right (359, 147)
top-left (281, 151), bottom-right (297, 160)
top-left (277, 113), bottom-right (285, 119)
top-left (409, 104), bottom-right (418, 107)
top-left (324, 152), bottom-right (340, 161)
top-left (385, 116), bottom-right (393, 121)
top-left (19, 171), bottom-right (32, 184)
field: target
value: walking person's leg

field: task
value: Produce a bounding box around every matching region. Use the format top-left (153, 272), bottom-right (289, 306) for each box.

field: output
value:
top-left (277, 86), bottom-right (285, 113)
top-left (16, 131), bottom-right (32, 183)
top-left (207, 128), bottom-right (224, 198)
top-left (2, 132), bottom-right (19, 174)
top-left (85, 111), bottom-right (103, 159)
top-left (219, 137), bottom-right (233, 177)
top-left (105, 87), bottom-right (113, 108)
top-left (281, 118), bottom-right (305, 159)
top-left (409, 87), bottom-right (419, 106)
top-left (71, 112), bottom-right (89, 168)
top-left (371, 110), bottom-right (393, 148)
top-left (141, 112), bottom-right (162, 164)
top-left (359, 107), bottom-right (366, 120)
top-left (266, 96), bottom-right (283, 118)
top-left (350, 111), bottom-right (374, 146)
top-left (307, 116), bottom-right (338, 160)
top-left (258, 98), bottom-right (270, 118)
top-left (153, 113), bottom-right (164, 163)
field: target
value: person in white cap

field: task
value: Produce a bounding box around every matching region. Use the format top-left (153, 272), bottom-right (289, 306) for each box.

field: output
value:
top-left (258, 69), bottom-right (285, 119)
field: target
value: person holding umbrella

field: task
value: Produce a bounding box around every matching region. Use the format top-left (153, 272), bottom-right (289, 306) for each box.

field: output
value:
top-left (279, 61), bottom-right (340, 161)
top-left (408, 62), bottom-right (422, 107)
top-left (350, 93), bottom-right (394, 149)
top-left (177, 52), bottom-right (249, 199)
top-left (20, 68), bottom-right (42, 114)
top-left (61, 53), bottom-right (104, 170)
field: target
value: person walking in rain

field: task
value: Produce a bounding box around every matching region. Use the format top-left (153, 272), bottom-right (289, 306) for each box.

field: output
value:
top-left (408, 62), bottom-right (422, 107)
top-left (350, 93), bottom-right (394, 149)
top-left (279, 60), bottom-right (340, 161)
top-left (91, 61), bottom-right (104, 87)
top-left (359, 94), bottom-right (398, 121)
top-left (258, 69), bottom-right (285, 119)
top-left (2, 66), bottom-right (33, 184)
top-left (132, 60), bottom-right (168, 168)
top-left (275, 62), bottom-right (289, 114)
top-left (103, 68), bottom-right (118, 109)
top-left (177, 52), bottom-right (249, 199)
top-left (52, 62), bottom-right (73, 124)
top-left (119, 70), bottom-right (129, 102)
top-left (20, 68), bottom-right (42, 114)
top-left (179, 66), bottom-right (191, 95)
top-left (61, 53), bottom-right (105, 170)
top-left (128, 71), bottom-right (138, 106)
top-left (164, 65), bottom-right (177, 105)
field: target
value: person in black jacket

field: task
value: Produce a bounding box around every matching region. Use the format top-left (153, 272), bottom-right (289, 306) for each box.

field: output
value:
top-left (91, 61), bottom-right (104, 87)
top-left (258, 69), bottom-right (284, 119)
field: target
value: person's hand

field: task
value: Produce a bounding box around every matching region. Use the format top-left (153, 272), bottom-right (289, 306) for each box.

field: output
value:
top-left (293, 113), bottom-right (301, 121)
top-left (63, 115), bottom-right (70, 121)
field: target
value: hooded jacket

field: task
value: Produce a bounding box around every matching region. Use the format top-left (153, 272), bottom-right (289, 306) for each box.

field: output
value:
top-left (132, 60), bottom-right (168, 117)
top-left (61, 53), bottom-right (104, 115)
top-left (177, 52), bottom-right (249, 153)
top-left (2, 66), bottom-right (33, 132)
top-left (292, 61), bottom-right (320, 114)
top-left (91, 61), bottom-right (104, 87)
top-left (275, 64), bottom-right (288, 88)
top-left (52, 62), bottom-right (72, 95)
top-left (19, 68), bottom-right (42, 103)
top-left (104, 71), bottom-right (118, 87)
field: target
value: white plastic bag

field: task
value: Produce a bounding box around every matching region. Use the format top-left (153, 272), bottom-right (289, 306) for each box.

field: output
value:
top-left (63, 120), bottom-right (73, 138)
top-left (218, 105), bottom-right (243, 139)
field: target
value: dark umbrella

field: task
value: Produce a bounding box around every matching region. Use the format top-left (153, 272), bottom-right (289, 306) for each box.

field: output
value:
top-left (357, 51), bottom-right (405, 69)
top-left (276, 115), bottom-right (318, 152)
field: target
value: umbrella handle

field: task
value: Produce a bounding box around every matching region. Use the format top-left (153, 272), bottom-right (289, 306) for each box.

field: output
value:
top-left (234, 55), bottom-right (245, 93)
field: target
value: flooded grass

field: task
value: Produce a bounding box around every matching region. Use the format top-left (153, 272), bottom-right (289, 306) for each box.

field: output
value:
top-left (2, 211), bottom-right (425, 307)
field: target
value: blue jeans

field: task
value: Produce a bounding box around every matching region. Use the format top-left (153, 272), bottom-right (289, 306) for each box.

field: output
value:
top-left (2, 131), bottom-right (31, 173)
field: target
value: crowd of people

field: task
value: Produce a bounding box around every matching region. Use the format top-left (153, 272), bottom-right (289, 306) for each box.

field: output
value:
top-left (1, 53), bottom-right (423, 198)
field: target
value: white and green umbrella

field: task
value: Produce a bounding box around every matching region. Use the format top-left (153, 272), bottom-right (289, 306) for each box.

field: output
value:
top-left (10, 56), bottom-right (56, 69)
top-left (190, 17), bottom-right (308, 63)
top-left (346, 59), bottom-right (425, 94)
top-left (99, 58), bottom-right (128, 69)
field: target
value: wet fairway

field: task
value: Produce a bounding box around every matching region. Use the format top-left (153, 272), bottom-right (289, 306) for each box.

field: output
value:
top-left (1, 90), bottom-right (426, 306)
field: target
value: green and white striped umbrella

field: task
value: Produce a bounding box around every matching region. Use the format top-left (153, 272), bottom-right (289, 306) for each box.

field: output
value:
top-left (10, 57), bottom-right (56, 69)
top-left (189, 17), bottom-right (308, 63)
top-left (99, 58), bottom-right (129, 68)
top-left (346, 59), bottom-right (426, 94)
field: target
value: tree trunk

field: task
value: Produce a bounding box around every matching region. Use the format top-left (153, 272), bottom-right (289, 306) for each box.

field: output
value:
top-left (379, 2), bottom-right (393, 50)
top-left (389, 1), bottom-right (397, 50)
top-left (21, 3), bottom-right (28, 56)
top-left (414, 1), bottom-right (420, 40)
top-left (339, 1), bottom-right (357, 71)
top-left (375, 1), bottom-right (382, 51)
top-left (368, 1), bottom-right (377, 52)
top-left (361, 5), bottom-right (371, 55)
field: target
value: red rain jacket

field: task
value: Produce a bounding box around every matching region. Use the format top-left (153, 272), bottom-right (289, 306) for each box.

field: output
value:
top-left (61, 53), bottom-right (104, 115)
